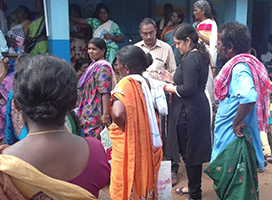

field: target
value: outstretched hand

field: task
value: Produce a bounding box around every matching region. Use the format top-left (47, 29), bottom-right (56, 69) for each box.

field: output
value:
top-left (158, 68), bottom-right (172, 82)
top-left (233, 121), bottom-right (248, 137)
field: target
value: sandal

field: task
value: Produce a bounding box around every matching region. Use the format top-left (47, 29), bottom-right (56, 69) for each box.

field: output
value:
top-left (175, 187), bottom-right (189, 197)
top-left (265, 155), bottom-right (272, 163)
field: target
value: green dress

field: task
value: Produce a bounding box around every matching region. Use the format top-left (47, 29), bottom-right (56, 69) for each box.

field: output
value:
top-left (86, 18), bottom-right (122, 64)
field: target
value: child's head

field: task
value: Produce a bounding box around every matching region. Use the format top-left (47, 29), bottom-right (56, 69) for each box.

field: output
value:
top-left (112, 57), bottom-right (120, 75)
top-left (74, 58), bottom-right (89, 78)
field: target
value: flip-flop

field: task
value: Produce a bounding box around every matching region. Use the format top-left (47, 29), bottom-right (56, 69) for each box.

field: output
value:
top-left (175, 187), bottom-right (189, 196)
top-left (265, 155), bottom-right (272, 163)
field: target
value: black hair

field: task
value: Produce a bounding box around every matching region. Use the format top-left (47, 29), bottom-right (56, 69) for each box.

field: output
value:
top-left (139, 18), bottom-right (157, 30)
top-left (164, 3), bottom-right (174, 11)
top-left (173, 10), bottom-right (184, 24)
top-left (16, 54), bottom-right (30, 65)
top-left (219, 21), bottom-right (251, 54)
top-left (174, 23), bottom-right (210, 66)
top-left (97, 3), bottom-right (110, 14)
top-left (13, 54), bottom-right (78, 126)
top-left (69, 4), bottom-right (82, 18)
top-left (74, 58), bottom-right (89, 72)
top-left (194, 0), bottom-right (212, 19)
top-left (88, 37), bottom-right (107, 57)
top-left (117, 45), bottom-right (153, 75)
top-left (112, 57), bottom-right (117, 65)
top-left (206, 0), bottom-right (217, 22)
top-left (17, 5), bottom-right (30, 20)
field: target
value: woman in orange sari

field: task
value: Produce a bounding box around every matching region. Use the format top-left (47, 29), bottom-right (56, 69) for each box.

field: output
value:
top-left (109, 45), bottom-right (167, 199)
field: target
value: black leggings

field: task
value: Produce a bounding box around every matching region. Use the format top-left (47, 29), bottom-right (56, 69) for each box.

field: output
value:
top-left (178, 105), bottom-right (202, 199)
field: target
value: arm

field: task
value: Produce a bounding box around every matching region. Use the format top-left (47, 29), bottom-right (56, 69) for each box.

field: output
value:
top-left (103, 22), bottom-right (123, 43)
top-left (103, 33), bottom-right (123, 43)
top-left (232, 102), bottom-right (255, 137)
top-left (198, 32), bottom-right (210, 45)
top-left (231, 63), bottom-right (258, 137)
top-left (5, 36), bottom-right (18, 47)
top-left (111, 100), bottom-right (126, 131)
top-left (95, 65), bottom-right (113, 127)
top-left (101, 93), bottom-right (111, 126)
top-left (69, 16), bottom-right (87, 25)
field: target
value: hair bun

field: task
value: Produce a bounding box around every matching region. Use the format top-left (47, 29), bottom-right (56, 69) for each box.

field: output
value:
top-left (24, 101), bottom-right (58, 123)
top-left (145, 53), bottom-right (153, 69)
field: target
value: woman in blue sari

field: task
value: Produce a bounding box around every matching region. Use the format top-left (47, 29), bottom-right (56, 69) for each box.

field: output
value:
top-left (161, 10), bottom-right (184, 66)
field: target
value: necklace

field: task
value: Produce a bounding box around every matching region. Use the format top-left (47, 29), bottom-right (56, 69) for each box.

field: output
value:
top-left (27, 129), bottom-right (66, 136)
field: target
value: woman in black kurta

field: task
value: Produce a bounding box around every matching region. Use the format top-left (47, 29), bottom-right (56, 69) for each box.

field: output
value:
top-left (159, 23), bottom-right (211, 200)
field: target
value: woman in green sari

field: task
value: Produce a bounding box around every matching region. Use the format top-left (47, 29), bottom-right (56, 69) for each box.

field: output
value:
top-left (25, 0), bottom-right (47, 56)
top-left (70, 3), bottom-right (123, 64)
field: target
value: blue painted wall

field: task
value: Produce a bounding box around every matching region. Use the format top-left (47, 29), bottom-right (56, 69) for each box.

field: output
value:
top-left (46, 0), bottom-right (70, 62)
top-left (2, 0), bottom-right (272, 59)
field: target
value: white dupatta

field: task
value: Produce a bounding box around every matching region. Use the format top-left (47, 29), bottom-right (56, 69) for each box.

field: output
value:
top-left (127, 75), bottom-right (168, 148)
top-left (93, 20), bottom-right (113, 38)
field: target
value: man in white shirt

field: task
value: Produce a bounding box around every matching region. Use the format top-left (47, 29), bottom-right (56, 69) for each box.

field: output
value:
top-left (135, 18), bottom-right (176, 81)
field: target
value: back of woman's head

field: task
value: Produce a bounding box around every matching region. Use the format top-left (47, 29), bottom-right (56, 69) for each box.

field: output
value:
top-left (117, 45), bottom-right (153, 74)
top-left (15, 54), bottom-right (30, 68)
top-left (13, 54), bottom-right (78, 126)
top-left (88, 37), bottom-right (107, 56)
top-left (174, 23), bottom-right (210, 66)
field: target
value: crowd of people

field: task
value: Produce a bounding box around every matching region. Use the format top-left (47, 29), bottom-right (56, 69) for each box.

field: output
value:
top-left (0, 0), bottom-right (272, 200)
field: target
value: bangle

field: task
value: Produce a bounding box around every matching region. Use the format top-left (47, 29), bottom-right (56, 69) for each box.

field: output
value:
top-left (102, 115), bottom-right (110, 118)
top-left (163, 85), bottom-right (167, 91)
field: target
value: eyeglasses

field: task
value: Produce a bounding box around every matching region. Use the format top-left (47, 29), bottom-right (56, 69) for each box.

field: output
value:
top-left (141, 31), bottom-right (155, 37)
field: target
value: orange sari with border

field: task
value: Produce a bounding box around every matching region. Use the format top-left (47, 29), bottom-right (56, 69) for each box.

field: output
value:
top-left (109, 77), bottom-right (162, 200)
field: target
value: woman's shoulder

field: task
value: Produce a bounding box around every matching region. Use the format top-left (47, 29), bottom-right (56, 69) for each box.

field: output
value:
top-left (84, 136), bottom-right (103, 147)
top-left (185, 51), bottom-right (206, 66)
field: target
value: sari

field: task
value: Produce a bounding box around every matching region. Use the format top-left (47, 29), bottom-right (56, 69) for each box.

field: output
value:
top-left (70, 23), bottom-right (90, 66)
top-left (0, 145), bottom-right (97, 200)
top-left (0, 73), bottom-right (14, 141)
top-left (77, 60), bottom-right (115, 137)
top-left (197, 18), bottom-right (217, 67)
top-left (204, 129), bottom-right (259, 200)
top-left (161, 26), bottom-right (182, 66)
top-left (86, 18), bottom-right (122, 63)
top-left (26, 16), bottom-right (47, 56)
top-left (109, 76), bottom-right (164, 199)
